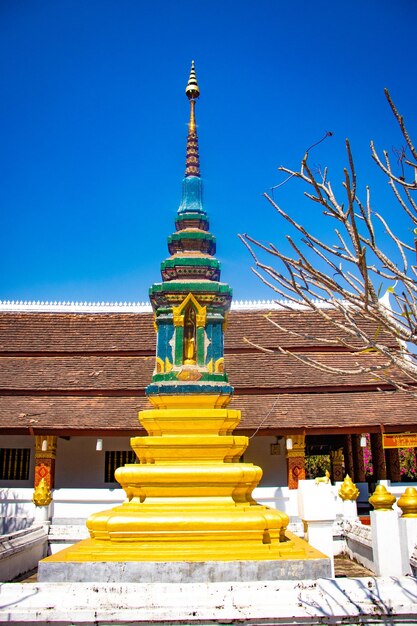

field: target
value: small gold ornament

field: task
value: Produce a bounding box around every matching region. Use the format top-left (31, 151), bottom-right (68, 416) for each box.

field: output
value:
top-left (338, 474), bottom-right (360, 501)
top-left (315, 469), bottom-right (330, 485)
top-left (369, 484), bottom-right (396, 511)
top-left (32, 478), bottom-right (52, 507)
top-left (397, 487), bottom-right (417, 518)
top-left (177, 367), bottom-right (202, 381)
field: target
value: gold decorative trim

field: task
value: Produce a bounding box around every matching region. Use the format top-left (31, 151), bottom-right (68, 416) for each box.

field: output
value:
top-left (215, 357), bottom-right (225, 373)
top-left (34, 435), bottom-right (57, 459)
top-left (173, 313), bottom-right (185, 327)
top-left (172, 293), bottom-right (207, 328)
top-left (286, 435), bottom-right (305, 458)
top-left (155, 357), bottom-right (165, 374)
top-left (330, 449), bottom-right (344, 463)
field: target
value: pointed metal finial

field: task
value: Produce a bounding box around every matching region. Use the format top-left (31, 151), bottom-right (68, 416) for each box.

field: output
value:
top-left (185, 61), bottom-right (200, 177)
top-left (185, 60), bottom-right (200, 100)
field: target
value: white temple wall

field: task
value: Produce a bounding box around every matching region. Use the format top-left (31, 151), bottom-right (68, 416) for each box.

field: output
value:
top-left (2, 433), bottom-right (288, 491)
top-left (0, 488), bottom-right (36, 534)
top-left (244, 435), bottom-right (287, 487)
top-left (51, 488), bottom-right (124, 525)
top-left (1, 433), bottom-right (292, 529)
top-left (55, 436), bottom-right (132, 488)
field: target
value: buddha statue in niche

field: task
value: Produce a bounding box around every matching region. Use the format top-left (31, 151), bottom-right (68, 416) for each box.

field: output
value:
top-left (183, 305), bottom-right (197, 365)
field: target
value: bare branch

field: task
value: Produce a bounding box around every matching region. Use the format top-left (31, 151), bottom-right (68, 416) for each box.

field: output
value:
top-left (241, 91), bottom-right (417, 391)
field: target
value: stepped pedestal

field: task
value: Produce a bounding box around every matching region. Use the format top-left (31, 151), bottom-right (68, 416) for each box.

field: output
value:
top-left (39, 399), bottom-right (331, 581)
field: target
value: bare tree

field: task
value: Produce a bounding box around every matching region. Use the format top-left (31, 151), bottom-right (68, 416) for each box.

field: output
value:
top-left (239, 90), bottom-right (417, 390)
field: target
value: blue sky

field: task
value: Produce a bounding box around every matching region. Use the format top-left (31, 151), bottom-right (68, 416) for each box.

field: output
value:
top-left (1, 0), bottom-right (416, 303)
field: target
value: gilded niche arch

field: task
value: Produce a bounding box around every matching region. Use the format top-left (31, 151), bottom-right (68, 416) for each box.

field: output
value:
top-left (172, 293), bottom-right (207, 367)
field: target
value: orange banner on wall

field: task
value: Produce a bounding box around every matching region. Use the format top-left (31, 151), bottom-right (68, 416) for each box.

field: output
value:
top-left (383, 433), bottom-right (417, 449)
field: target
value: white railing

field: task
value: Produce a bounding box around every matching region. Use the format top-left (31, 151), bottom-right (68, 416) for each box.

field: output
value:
top-left (0, 524), bottom-right (48, 581)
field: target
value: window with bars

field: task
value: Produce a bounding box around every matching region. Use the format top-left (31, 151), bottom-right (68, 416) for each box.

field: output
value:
top-left (104, 450), bottom-right (137, 483)
top-left (0, 448), bottom-right (31, 481)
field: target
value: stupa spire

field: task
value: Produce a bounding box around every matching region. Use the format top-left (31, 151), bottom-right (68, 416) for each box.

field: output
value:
top-left (185, 61), bottom-right (200, 177)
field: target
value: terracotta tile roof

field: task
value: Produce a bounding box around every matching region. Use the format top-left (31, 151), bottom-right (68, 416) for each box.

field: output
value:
top-left (0, 356), bottom-right (154, 390)
top-left (0, 310), bottom-right (411, 434)
top-left (0, 310), bottom-right (397, 353)
top-left (1, 390), bottom-right (415, 435)
top-left (235, 390), bottom-right (417, 432)
top-left (0, 395), bottom-right (144, 433)
top-left (0, 312), bottom-right (156, 353)
top-left (228, 352), bottom-right (393, 389)
top-left (0, 353), bottom-right (396, 391)
top-left (225, 310), bottom-right (397, 351)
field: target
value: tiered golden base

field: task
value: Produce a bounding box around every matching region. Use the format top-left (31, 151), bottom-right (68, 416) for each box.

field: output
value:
top-left (42, 531), bottom-right (325, 563)
top-left (44, 397), bottom-right (321, 563)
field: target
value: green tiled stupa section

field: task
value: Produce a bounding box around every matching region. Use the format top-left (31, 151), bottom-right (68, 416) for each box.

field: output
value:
top-left (146, 63), bottom-right (233, 399)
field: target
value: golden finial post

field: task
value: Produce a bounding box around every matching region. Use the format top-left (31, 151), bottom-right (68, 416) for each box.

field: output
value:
top-left (185, 61), bottom-right (201, 177)
top-left (398, 487), bottom-right (417, 518)
top-left (338, 475), bottom-right (360, 521)
top-left (369, 484), bottom-right (396, 511)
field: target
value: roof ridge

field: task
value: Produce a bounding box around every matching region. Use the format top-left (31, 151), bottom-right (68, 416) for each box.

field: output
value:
top-left (0, 298), bottom-right (335, 313)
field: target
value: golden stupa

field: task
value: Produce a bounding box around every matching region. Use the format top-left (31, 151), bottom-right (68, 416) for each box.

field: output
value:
top-left (39, 64), bottom-right (327, 577)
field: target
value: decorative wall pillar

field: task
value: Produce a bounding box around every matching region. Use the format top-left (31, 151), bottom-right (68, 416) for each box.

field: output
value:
top-left (343, 435), bottom-right (354, 480)
top-left (34, 435), bottom-right (57, 491)
top-left (286, 435), bottom-right (305, 490)
top-left (330, 448), bottom-right (344, 482)
top-left (370, 433), bottom-right (387, 481)
top-left (369, 485), bottom-right (403, 576)
top-left (351, 434), bottom-right (366, 482)
top-left (398, 487), bottom-right (417, 575)
top-left (386, 447), bottom-right (401, 482)
top-left (338, 475), bottom-right (359, 521)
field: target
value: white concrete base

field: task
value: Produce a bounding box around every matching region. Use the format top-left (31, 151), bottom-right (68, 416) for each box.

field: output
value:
top-left (1, 578), bottom-right (417, 624)
top-left (38, 556), bottom-right (331, 583)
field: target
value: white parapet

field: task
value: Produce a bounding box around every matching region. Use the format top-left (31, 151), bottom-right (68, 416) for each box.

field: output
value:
top-left (297, 480), bottom-right (337, 577)
top-left (370, 509), bottom-right (404, 576)
top-left (342, 499), bottom-right (358, 521)
top-left (343, 520), bottom-right (375, 573)
top-left (0, 524), bottom-right (48, 582)
top-left (399, 517), bottom-right (417, 576)
top-left (51, 488), bottom-right (125, 524)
